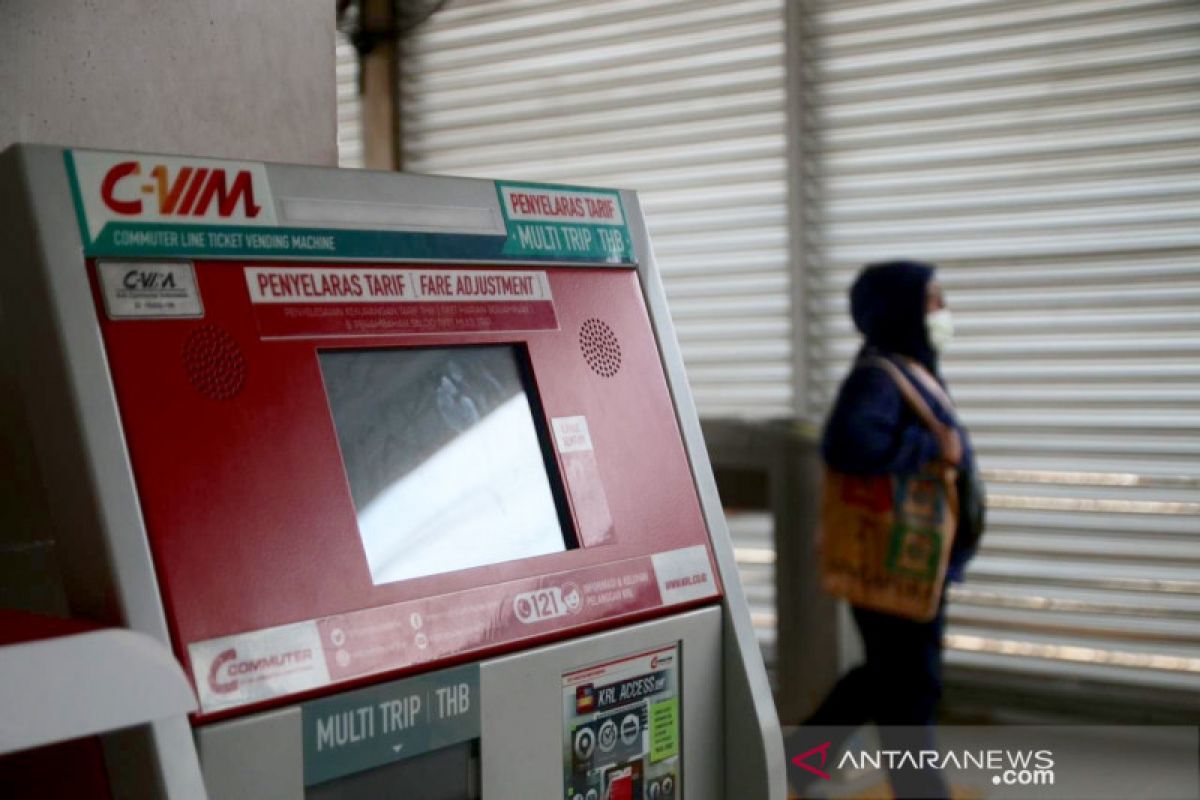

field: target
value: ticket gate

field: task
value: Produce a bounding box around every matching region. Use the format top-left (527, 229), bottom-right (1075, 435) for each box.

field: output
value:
top-left (0, 144), bottom-right (785, 799)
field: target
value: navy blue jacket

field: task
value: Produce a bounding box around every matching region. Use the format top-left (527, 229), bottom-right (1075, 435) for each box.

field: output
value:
top-left (822, 352), bottom-right (977, 582)
top-left (822, 261), bottom-right (978, 581)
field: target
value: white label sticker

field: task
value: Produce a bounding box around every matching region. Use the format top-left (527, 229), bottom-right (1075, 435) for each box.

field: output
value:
top-left (552, 416), bottom-right (594, 454)
top-left (72, 150), bottom-right (277, 244)
top-left (244, 266), bottom-right (553, 305)
top-left (98, 261), bottom-right (203, 318)
top-left (652, 546), bottom-right (717, 606)
top-left (188, 621), bottom-right (330, 713)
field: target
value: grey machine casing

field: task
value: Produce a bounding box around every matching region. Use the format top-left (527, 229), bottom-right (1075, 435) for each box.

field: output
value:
top-left (0, 143), bottom-right (786, 799)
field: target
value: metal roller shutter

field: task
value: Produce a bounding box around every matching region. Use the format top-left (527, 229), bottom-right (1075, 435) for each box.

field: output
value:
top-left (336, 10), bottom-right (365, 168)
top-left (399, 0), bottom-right (793, 419)
top-left (801, 0), bottom-right (1200, 698)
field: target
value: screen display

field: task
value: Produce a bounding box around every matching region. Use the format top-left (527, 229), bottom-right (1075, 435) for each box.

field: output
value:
top-left (319, 345), bottom-right (575, 585)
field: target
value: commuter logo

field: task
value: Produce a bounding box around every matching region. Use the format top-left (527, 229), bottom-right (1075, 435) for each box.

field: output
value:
top-left (100, 160), bottom-right (264, 219)
top-left (123, 268), bottom-right (176, 290)
top-left (207, 648), bottom-right (240, 694)
top-left (205, 645), bottom-right (317, 695)
top-left (189, 620), bottom-right (331, 712)
top-left (68, 149), bottom-right (279, 244)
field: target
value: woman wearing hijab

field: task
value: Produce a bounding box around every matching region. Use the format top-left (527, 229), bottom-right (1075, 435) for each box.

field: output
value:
top-left (794, 260), bottom-right (980, 799)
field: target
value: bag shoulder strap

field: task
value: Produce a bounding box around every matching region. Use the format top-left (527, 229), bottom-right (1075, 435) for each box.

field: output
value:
top-left (860, 356), bottom-right (949, 440)
top-left (903, 358), bottom-right (956, 413)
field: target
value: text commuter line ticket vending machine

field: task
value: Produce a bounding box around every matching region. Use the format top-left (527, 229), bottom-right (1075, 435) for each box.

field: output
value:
top-left (0, 144), bottom-right (785, 799)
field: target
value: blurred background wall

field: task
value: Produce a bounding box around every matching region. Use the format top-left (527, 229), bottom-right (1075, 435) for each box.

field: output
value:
top-left (339, 0), bottom-right (1200, 722)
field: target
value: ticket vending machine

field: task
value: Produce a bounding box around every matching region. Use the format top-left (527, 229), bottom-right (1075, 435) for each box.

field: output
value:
top-left (0, 145), bottom-right (785, 799)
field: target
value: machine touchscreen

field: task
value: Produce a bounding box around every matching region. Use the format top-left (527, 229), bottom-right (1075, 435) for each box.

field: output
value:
top-left (319, 345), bottom-right (575, 585)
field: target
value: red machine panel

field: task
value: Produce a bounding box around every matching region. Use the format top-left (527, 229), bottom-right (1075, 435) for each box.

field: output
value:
top-left (90, 260), bottom-right (721, 718)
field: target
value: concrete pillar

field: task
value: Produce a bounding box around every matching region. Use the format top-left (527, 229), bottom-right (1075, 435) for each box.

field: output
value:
top-left (0, 0), bottom-right (336, 165)
top-left (0, 5), bottom-right (336, 795)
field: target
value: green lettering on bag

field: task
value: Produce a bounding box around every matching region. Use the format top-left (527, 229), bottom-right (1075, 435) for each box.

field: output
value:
top-left (886, 524), bottom-right (942, 579)
top-left (886, 476), bottom-right (944, 579)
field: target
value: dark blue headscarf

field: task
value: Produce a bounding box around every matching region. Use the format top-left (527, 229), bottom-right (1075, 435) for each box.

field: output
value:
top-left (850, 260), bottom-right (938, 374)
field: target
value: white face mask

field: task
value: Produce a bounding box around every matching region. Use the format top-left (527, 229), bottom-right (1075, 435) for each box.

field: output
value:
top-left (926, 308), bottom-right (954, 350)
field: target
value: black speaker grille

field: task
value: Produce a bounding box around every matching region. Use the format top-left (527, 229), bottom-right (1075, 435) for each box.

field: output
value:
top-left (183, 325), bottom-right (246, 401)
top-left (579, 318), bottom-right (622, 378)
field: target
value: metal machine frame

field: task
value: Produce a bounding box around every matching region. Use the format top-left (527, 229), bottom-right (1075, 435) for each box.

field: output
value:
top-left (0, 144), bottom-right (785, 799)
